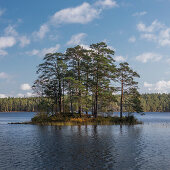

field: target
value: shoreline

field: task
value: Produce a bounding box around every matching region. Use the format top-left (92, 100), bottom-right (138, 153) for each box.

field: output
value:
top-left (9, 115), bottom-right (142, 126)
top-left (9, 121), bottom-right (142, 126)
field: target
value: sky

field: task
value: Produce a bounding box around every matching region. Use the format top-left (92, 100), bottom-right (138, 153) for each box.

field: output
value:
top-left (0, 0), bottom-right (170, 97)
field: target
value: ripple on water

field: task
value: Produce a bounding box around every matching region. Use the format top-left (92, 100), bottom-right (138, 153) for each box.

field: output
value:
top-left (1, 112), bottom-right (170, 169)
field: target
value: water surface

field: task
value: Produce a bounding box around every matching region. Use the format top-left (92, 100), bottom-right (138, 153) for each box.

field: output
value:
top-left (0, 112), bottom-right (170, 170)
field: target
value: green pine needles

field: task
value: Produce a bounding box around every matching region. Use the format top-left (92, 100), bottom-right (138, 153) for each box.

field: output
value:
top-left (32, 42), bottom-right (143, 120)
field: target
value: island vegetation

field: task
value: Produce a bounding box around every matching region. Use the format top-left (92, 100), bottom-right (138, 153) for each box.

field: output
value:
top-left (31, 42), bottom-right (143, 125)
top-left (2, 42), bottom-right (170, 125)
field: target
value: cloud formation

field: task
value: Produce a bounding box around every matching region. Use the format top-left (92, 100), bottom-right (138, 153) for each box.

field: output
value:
top-left (128, 36), bottom-right (136, 43)
top-left (20, 83), bottom-right (31, 91)
top-left (137, 20), bottom-right (163, 33)
top-left (50, 2), bottom-right (100, 25)
top-left (0, 94), bottom-right (7, 98)
top-left (33, 24), bottom-right (49, 39)
top-left (137, 20), bottom-right (170, 47)
top-left (17, 92), bottom-right (33, 97)
top-left (2, 25), bottom-right (30, 50)
top-left (132, 11), bottom-right (147, 17)
top-left (0, 72), bottom-right (9, 79)
top-left (144, 80), bottom-right (170, 93)
top-left (114, 56), bottom-right (126, 62)
top-left (0, 9), bottom-right (5, 17)
top-left (19, 36), bottom-right (30, 47)
top-left (27, 44), bottom-right (60, 57)
top-left (34, 1), bottom-right (118, 39)
top-left (136, 52), bottom-right (162, 63)
top-left (95, 0), bottom-right (118, 8)
top-left (0, 49), bottom-right (8, 57)
top-left (67, 33), bottom-right (87, 46)
top-left (0, 36), bottom-right (16, 49)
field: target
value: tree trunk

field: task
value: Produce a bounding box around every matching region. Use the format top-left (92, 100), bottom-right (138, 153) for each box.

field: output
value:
top-left (62, 80), bottom-right (65, 114)
top-left (58, 80), bottom-right (62, 114)
top-left (69, 82), bottom-right (73, 116)
top-left (94, 91), bottom-right (98, 118)
top-left (70, 90), bottom-right (73, 116)
top-left (85, 73), bottom-right (89, 115)
top-left (92, 94), bottom-right (94, 115)
top-left (55, 94), bottom-right (58, 115)
top-left (94, 69), bottom-right (99, 118)
top-left (78, 59), bottom-right (82, 116)
top-left (120, 78), bottom-right (123, 118)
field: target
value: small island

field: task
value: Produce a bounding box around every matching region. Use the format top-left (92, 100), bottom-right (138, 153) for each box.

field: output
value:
top-left (11, 113), bottom-right (141, 126)
top-left (11, 42), bottom-right (144, 126)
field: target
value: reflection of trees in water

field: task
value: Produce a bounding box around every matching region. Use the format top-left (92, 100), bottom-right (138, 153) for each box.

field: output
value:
top-left (114, 125), bottom-right (143, 170)
top-left (33, 125), bottom-right (143, 169)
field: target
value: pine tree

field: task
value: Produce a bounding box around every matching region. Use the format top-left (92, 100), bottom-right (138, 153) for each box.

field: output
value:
top-left (90, 42), bottom-right (116, 117)
top-left (116, 62), bottom-right (140, 118)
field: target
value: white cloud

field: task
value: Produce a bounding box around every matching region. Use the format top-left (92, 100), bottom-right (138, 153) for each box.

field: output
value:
top-left (144, 80), bottom-right (170, 93)
top-left (0, 49), bottom-right (8, 56)
top-left (95, 0), bottom-right (118, 8)
top-left (107, 45), bottom-right (116, 51)
top-left (137, 20), bottom-right (170, 47)
top-left (158, 28), bottom-right (170, 46)
top-left (141, 33), bottom-right (157, 41)
top-left (4, 25), bottom-right (30, 48)
top-left (128, 36), bottom-right (136, 43)
top-left (0, 72), bottom-right (9, 79)
top-left (17, 92), bottom-right (34, 97)
top-left (0, 94), bottom-right (7, 98)
top-left (41, 44), bottom-right (60, 56)
top-left (0, 9), bottom-right (5, 17)
top-left (4, 25), bottom-right (18, 36)
top-left (67, 33), bottom-right (87, 46)
top-left (136, 52), bottom-right (162, 63)
top-left (137, 20), bottom-right (164, 33)
top-left (144, 82), bottom-right (153, 88)
top-left (132, 11), bottom-right (147, 17)
top-left (27, 49), bottom-right (39, 56)
top-left (19, 36), bottom-right (30, 47)
top-left (50, 2), bottom-right (100, 25)
top-left (20, 83), bottom-right (31, 91)
top-left (166, 58), bottom-right (170, 64)
top-left (114, 56), bottom-right (126, 62)
top-left (0, 36), bottom-right (16, 49)
top-left (34, 1), bottom-right (117, 39)
top-left (27, 44), bottom-right (60, 57)
top-left (26, 92), bottom-right (33, 97)
top-left (17, 93), bottom-right (25, 97)
top-left (33, 24), bottom-right (49, 39)
top-left (80, 44), bottom-right (91, 50)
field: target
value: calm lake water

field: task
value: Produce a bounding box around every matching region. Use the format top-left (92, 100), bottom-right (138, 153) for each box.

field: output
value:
top-left (0, 112), bottom-right (170, 170)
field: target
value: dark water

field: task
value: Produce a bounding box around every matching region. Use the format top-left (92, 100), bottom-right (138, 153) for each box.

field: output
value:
top-left (0, 112), bottom-right (170, 170)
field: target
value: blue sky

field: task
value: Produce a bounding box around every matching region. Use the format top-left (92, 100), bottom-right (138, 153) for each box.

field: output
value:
top-left (0, 0), bottom-right (170, 97)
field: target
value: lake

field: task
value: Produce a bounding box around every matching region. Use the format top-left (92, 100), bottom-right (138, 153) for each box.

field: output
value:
top-left (0, 112), bottom-right (170, 170)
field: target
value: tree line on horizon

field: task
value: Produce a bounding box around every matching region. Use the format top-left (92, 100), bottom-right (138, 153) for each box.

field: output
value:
top-left (0, 93), bottom-right (169, 113)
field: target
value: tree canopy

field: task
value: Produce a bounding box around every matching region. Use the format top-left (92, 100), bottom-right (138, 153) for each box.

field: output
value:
top-left (32, 42), bottom-right (143, 117)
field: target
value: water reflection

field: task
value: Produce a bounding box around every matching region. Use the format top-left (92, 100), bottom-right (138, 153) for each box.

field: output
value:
top-left (16, 125), bottom-right (143, 169)
top-left (1, 112), bottom-right (170, 169)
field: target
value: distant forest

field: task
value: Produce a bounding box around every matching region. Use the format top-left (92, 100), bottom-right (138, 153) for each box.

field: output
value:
top-left (0, 93), bottom-right (169, 112)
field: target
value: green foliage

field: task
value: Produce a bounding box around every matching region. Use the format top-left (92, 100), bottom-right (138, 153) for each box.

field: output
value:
top-left (3, 42), bottom-right (169, 119)
top-left (33, 42), bottom-right (117, 117)
top-left (140, 93), bottom-right (170, 112)
top-left (0, 97), bottom-right (40, 112)
top-left (31, 113), bottom-right (141, 125)
top-left (116, 62), bottom-right (140, 117)
top-left (124, 88), bottom-right (144, 115)
top-left (0, 93), bottom-right (169, 113)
